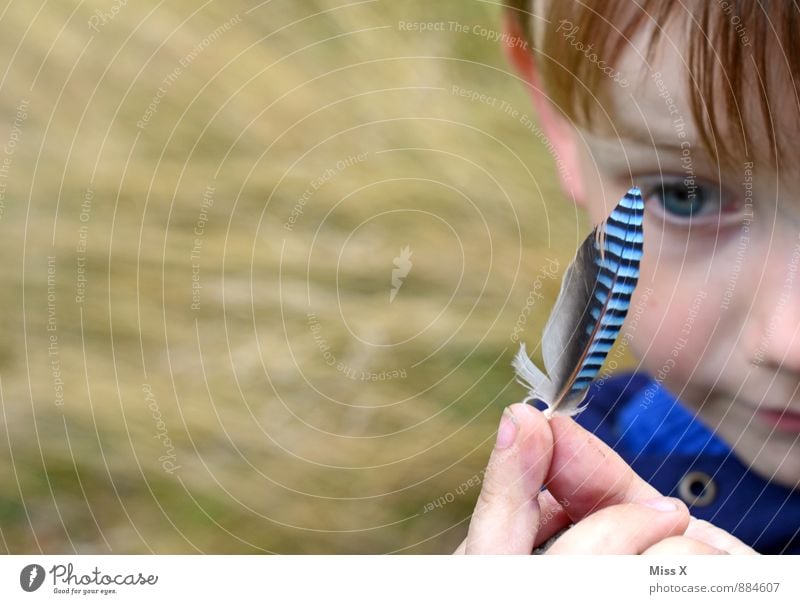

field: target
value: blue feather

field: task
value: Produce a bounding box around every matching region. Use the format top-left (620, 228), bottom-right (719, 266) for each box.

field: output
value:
top-left (512, 187), bottom-right (644, 417)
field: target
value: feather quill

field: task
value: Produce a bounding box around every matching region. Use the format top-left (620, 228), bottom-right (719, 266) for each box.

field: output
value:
top-left (513, 187), bottom-right (645, 417)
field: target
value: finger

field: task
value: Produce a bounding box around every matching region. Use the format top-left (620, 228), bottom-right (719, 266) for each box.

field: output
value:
top-left (532, 488), bottom-right (572, 549)
top-left (644, 535), bottom-right (727, 554)
top-left (458, 474), bottom-right (570, 554)
top-left (545, 498), bottom-right (690, 554)
top-left (546, 417), bottom-right (753, 554)
top-left (546, 415), bottom-right (663, 518)
top-left (465, 403), bottom-right (553, 554)
top-left (683, 518), bottom-right (757, 555)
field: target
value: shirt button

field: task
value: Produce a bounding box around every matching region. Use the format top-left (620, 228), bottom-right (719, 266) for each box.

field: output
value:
top-left (678, 471), bottom-right (717, 507)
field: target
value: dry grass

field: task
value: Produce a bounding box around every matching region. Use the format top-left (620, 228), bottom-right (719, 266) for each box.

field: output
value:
top-left (0, 0), bottom-right (616, 553)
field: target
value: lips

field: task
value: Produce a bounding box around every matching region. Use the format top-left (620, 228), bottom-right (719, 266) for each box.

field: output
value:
top-left (755, 408), bottom-right (800, 432)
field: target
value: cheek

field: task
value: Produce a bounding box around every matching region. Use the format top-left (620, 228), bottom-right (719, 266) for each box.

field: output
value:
top-left (625, 247), bottom-right (719, 387)
top-left (627, 209), bottom-right (752, 384)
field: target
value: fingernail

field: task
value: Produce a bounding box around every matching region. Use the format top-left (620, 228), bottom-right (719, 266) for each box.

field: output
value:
top-left (495, 407), bottom-right (519, 449)
top-left (641, 497), bottom-right (679, 512)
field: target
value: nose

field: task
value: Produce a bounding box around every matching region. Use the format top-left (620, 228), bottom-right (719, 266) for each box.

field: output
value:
top-left (745, 236), bottom-right (800, 373)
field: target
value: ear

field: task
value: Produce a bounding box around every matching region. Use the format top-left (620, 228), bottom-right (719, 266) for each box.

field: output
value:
top-left (501, 11), bottom-right (586, 205)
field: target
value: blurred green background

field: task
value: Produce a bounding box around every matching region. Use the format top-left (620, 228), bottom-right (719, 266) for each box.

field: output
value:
top-left (0, 0), bottom-right (607, 553)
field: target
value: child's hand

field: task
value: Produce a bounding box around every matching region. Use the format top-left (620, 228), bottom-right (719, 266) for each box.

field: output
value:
top-left (453, 403), bottom-right (756, 554)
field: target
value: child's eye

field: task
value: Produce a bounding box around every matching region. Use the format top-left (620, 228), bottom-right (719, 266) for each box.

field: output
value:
top-left (640, 177), bottom-right (735, 226)
top-left (654, 181), bottom-right (710, 217)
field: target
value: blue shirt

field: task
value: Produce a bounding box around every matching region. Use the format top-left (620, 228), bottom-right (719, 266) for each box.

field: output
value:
top-left (574, 373), bottom-right (800, 554)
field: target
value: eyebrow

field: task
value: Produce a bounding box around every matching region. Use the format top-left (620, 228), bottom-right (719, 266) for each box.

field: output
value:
top-left (617, 131), bottom-right (708, 157)
top-left (602, 130), bottom-right (729, 183)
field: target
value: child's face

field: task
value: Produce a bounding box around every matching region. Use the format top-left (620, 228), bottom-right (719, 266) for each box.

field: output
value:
top-left (571, 27), bottom-right (800, 489)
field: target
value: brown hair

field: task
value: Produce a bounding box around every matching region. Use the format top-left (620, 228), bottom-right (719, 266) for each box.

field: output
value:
top-left (504, 0), bottom-right (800, 170)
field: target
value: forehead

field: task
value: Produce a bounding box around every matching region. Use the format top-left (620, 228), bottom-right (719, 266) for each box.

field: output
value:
top-left (617, 25), bottom-right (693, 142)
top-left (578, 25), bottom-right (705, 174)
top-left (591, 15), bottom-right (800, 179)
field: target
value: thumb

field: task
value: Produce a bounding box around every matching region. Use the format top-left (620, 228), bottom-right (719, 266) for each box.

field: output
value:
top-left (465, 403), bottom-right (553, 554)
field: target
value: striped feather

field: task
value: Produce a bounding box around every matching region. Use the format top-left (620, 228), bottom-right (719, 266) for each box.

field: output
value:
top-left (513, 187), bottom-right (645, 417)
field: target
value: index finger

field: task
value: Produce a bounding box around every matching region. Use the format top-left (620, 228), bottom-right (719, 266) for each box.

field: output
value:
top-left (546, 415), bottom-right (666, 519)
top-left (545, 415), bottom-right (756, 554)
